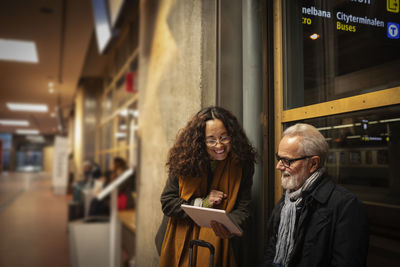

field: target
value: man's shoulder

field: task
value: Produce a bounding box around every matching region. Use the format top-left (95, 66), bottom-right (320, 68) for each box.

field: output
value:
top-left (316, 173), bottom-right (361, 204)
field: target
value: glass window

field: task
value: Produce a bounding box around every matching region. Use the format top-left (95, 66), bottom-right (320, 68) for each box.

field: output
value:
top-left (284, 0), bottom-right (400, 109)
top-left (0, 133), bottom-right (12, 170)
top-left (16, 150), bottom-right (43, 172)
top-left (283, 104), bottom-right (400, 205)
top-left (0, 133), bottom-right (12, 150)
top-left (2, 150), bottom-right (11, 170)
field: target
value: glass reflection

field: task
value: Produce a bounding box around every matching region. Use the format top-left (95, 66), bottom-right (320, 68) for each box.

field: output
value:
top-left (284, 105), bottom-right (400, 205)
top-left (285, 0), bottom-right (400, 109)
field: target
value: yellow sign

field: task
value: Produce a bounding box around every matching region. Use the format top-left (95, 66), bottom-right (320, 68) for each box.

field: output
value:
top-left (387, 0), bottom-right (399, 13)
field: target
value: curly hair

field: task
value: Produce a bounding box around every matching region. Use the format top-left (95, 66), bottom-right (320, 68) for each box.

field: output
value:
top-left (166, 106), bottom-right (257, 178)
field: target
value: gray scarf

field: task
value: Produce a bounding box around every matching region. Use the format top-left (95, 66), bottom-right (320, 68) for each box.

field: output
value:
top-left (273, 169), bottom-right (324, 266)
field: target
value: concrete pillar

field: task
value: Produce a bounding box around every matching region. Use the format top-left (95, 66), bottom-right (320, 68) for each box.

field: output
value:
top-left (136, 0), bottom-right (216, 266)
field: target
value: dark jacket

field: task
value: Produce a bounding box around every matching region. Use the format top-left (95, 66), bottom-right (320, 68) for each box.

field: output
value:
top-left (263, 172), bottom-right (369, 267)
top-left (159, 161), bottom-right (254, 266)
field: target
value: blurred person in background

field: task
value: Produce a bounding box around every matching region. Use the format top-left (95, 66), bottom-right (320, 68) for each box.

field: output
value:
top-left (72, 160), bottom-right (101, 202)
top-left (89, 157), bottom-right (135, 216)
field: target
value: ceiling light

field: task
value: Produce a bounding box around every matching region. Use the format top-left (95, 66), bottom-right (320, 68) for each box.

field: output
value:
top-left (50, 112), bottom-right (56, 118)
top-left (49, 88), bottom-right (54, 94)
top-left (48, 82), bottom-right (54, 87)
top-left (16, 129), bottom-right (39, 135)
top-left (0, 120), bottom-right (29, 126)
top-left (26, 135), bottom-right (45, 143)
top-left (310, 33), bottom-right (320, 40)
top-left (0, 39), bottom-right (38, 63)
top-left (7, 103), bottom-right (48, 112)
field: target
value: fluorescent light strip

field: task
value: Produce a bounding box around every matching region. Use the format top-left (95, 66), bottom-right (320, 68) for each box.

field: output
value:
top-left (380, 118), bottom-right (400, 123)
top-left (0, 39), bottom-right (38, 63)
top-left (7, 103), bottom-right (48, 112)
top-left (317, 117), bottom-right (400, 133)
top-left (346, 135), bottom-right (361, 139)
top-left (317, 126), bottom-right (332, 131)
top-left (332, 123), bottom-right (354, 129)
top-left (0, 120), bottom-right (29, 126)
top-left (16, 129), bottom-right (39, 135)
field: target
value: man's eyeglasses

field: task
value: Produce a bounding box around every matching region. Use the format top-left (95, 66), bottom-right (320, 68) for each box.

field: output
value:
top-left (205, 136), bottom-right (231, 147)
top-left (275, 153), bottom-right (312, 168)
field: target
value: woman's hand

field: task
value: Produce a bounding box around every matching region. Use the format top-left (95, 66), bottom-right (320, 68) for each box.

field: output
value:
top-left (208, 189), bottom-right (227, 207)
top-left (210, 221), bottom-right (241, 239)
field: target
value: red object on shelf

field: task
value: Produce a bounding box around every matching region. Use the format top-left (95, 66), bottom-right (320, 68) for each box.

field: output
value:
top-left (118, 193), bottom-right (127, 210)
top-left (125, 72), bottom-right (137, 93)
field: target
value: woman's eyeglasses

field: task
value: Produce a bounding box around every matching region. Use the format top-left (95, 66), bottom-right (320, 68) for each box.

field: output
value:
top-left (205, 136), bottom-right (231, 147)
top-left (275, 153), bottom-right (312, 168)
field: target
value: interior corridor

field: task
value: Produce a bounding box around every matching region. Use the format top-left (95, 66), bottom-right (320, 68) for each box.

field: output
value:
top-left (0, 171), bottom-right (71, 267)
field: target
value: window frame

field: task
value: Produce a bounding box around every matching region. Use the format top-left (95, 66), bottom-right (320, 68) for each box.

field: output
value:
top-left (273, 0), bottom-right (400, 202)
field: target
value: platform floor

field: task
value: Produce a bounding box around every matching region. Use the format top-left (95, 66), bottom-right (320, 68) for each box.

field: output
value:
top-left (0, 171), bottom-right (70, 267)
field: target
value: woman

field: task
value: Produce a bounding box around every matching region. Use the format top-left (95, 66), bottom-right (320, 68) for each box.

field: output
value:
top-left (89, 157), bottom-right (134, 215)
top-left (159, 106), bottom-right (257, 267)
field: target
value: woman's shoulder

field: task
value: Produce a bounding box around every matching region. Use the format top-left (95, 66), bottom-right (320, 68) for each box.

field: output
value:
top-left (242, 160), bottom-right (255, 171)
top-left (240, 160), bottom-right (255, 180)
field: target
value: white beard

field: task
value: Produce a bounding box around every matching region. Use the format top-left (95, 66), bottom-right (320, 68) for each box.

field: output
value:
top-left (281, 168), bottom-right (309, 191)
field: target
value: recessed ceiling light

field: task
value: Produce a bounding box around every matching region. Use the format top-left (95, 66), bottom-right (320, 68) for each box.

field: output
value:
top-left (7, 103), bottom-right (48, 112)
top-left (0, 39), bottom-right (39, 63)
top-left (16, 129), bottom-right (39, 135)
top-left (50, 112), bottom-right (56, 117)
top-left (0, 120), bottom-right (29, 126)
top-left (49, 88), bottom-right (54, 94)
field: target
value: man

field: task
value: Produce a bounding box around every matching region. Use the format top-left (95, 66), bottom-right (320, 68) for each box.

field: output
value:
top-left (263, 123), bottom-right (369, 267)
